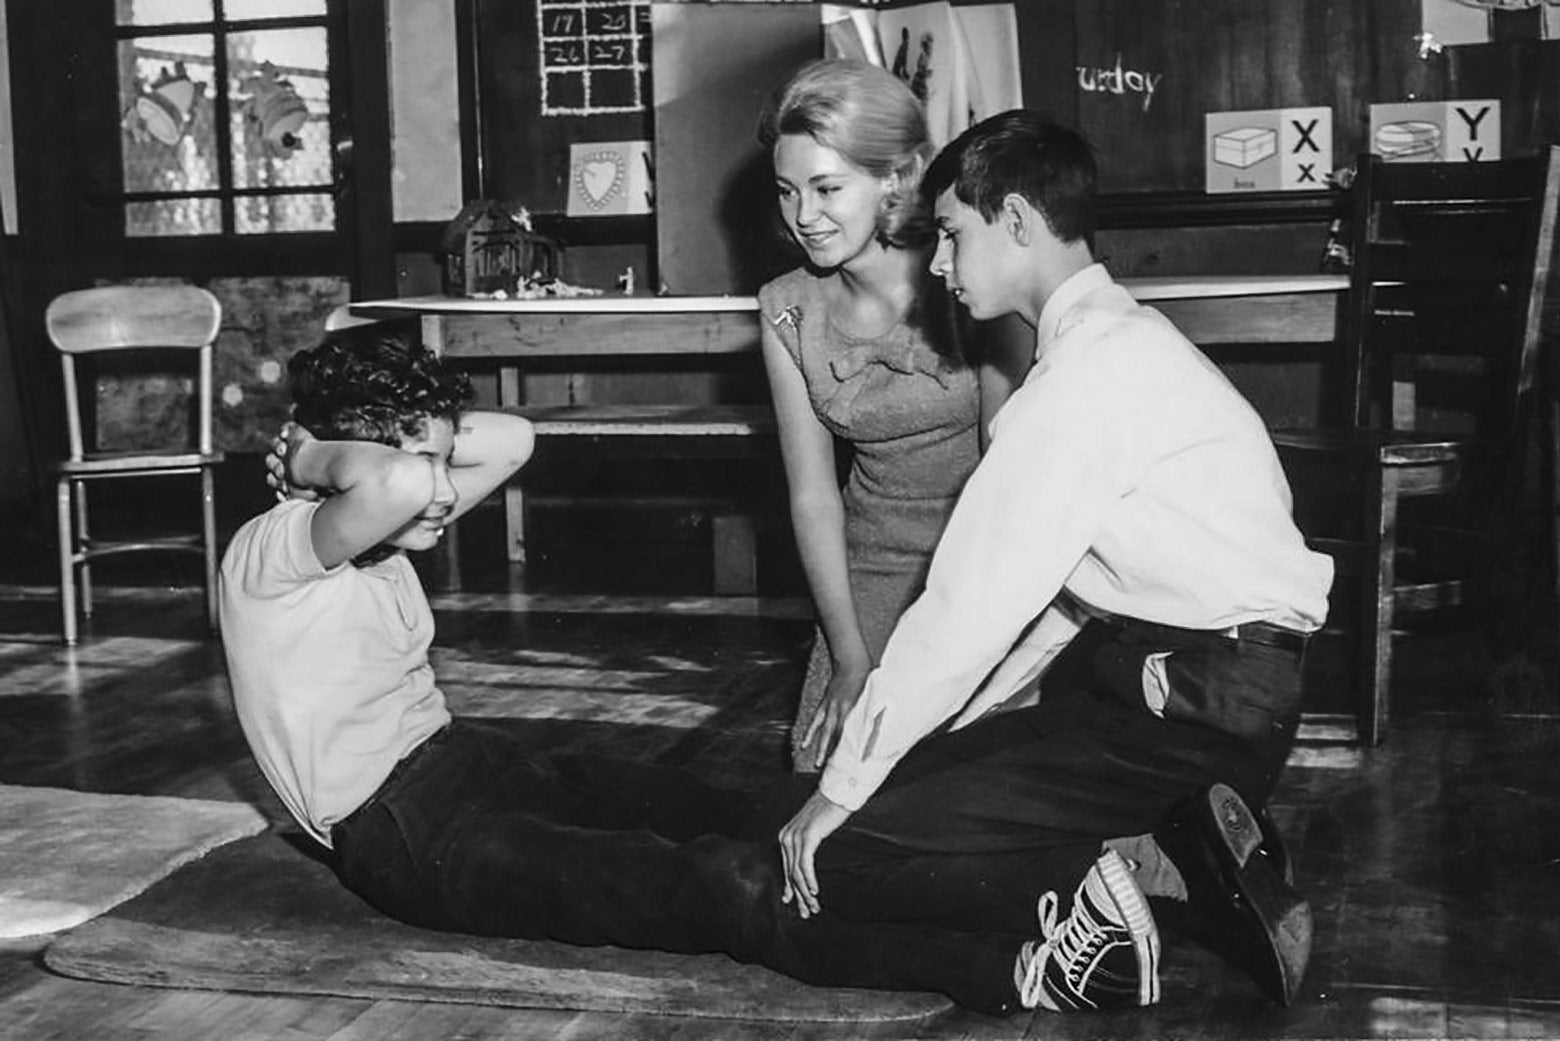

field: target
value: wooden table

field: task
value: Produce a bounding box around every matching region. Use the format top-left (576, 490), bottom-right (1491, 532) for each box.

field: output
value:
top-left (351, 295), bottom-right (772, 577)
top-left (350, 275), bottom-right (1347, 582)
top-left (351, 274), bottom-right (1346, 361)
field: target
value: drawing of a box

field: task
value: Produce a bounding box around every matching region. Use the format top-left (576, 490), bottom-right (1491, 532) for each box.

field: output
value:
top-left (1206, 106), bottom-right (1331, 193)
top-left (1213, 127), bottom-right (1277, 169)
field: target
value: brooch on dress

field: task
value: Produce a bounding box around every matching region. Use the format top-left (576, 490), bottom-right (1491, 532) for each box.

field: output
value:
top-left (771, 305), bottom-right (802, 333)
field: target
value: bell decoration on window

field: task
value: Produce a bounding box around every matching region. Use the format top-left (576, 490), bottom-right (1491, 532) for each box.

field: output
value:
top-left (123, 62), bottom-right (203, 147)
top-left (441, 201), bottom-right (563, 299)
top-left (238, 62), bottom-right (310, 157)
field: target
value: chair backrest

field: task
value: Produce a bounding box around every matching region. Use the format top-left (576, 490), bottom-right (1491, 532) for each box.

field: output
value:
top-left (45, 284), bottom-right (222, 461)
top-left (1337, 146), bottom-right (1560, 438)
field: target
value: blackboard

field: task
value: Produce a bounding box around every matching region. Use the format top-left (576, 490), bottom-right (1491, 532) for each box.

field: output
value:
top-left (463, 0), bottom-right (1560, 261)
top-left (469, 0), bottom-right (654, 213)
top-left (1063, 0), bottom-right (1560, 195)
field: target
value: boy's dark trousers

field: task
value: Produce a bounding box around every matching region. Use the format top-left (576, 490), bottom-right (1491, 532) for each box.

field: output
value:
top-left (815, 616), bottom-right (1306, 931)
top-left (330, 616), bottom-right (1303, 1012)
top-left (329, 718), bottom-right (1028, 1015)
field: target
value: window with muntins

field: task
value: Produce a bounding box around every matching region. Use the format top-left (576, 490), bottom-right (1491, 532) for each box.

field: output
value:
top-left (116, 0), bottom-right (332, 238)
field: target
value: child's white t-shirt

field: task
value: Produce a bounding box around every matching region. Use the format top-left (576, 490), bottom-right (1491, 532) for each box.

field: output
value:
top-left (219, 498), bottom-right (452, 847)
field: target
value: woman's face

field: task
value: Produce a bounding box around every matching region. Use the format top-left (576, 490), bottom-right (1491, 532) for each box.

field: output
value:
top-left (773, 133), bottom-right (892, 271)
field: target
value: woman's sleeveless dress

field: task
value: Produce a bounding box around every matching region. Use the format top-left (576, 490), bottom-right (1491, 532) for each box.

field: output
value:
top-left (758, 267), bottom-right (981, 771)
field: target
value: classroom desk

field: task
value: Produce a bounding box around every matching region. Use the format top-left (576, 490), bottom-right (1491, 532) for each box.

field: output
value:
top-left (350, 275), bottom-right (1347, 579)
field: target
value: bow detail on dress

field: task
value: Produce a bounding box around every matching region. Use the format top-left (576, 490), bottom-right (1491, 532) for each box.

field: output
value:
top-left (768, 300), bottom-right (959, 428)
top-left (829, 337), bottom-right (954, 388)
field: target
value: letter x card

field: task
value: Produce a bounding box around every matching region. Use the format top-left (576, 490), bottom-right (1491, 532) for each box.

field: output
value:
top-left (1205, 107), bottom-right (1332, 193)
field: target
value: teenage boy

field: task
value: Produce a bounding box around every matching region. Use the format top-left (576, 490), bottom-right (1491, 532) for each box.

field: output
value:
top-left (777, 110), bottom-right (1334, 1011)
top-left (219, 328), bottom-right (1149, 1017)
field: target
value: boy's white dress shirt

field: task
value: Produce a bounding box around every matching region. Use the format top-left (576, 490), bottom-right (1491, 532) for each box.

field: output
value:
top-left (819, 264), bottom-right (1334, 812)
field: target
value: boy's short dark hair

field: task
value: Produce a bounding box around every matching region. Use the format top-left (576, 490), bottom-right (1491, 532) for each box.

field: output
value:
top-left (922, 110), bottom-right (1097, 245)
top-left (288, 325), bottom-right (473, 446)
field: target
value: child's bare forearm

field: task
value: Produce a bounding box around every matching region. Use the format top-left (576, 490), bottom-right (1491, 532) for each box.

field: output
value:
top-left (447, 411), bottom-right (535, 518)
top-left (294, 435), bottom-right (444, 569)
top-left (452, 411), bottom-right (534, 469)
top-left (290, 437), bottom-right (405, 497)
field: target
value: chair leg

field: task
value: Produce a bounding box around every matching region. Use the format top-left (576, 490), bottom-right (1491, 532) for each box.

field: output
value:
top-left (201, 467), bottom-right (220, 634)
top-left (74, 480), bottom-right (93, 618)
top-left (1359, 465), bottom-right (1400, 747)
top-left (496, 366), bottom-right (525, 568)
top-left (56, 477), bottom-right (76, 646)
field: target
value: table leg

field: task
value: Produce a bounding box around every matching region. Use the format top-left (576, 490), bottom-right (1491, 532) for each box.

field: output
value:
top-left (712, 510), bottom-right (757, 595)
top-left (499, 365), bottom-right (526, 565)
top-left (419, 315), bottom-right (468, 587)
top-left (420, 314), bottom-right (443, 355)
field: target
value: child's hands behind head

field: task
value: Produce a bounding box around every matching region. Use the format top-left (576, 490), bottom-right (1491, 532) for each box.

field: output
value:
top-left (266, 422), bottom-right (323, 503)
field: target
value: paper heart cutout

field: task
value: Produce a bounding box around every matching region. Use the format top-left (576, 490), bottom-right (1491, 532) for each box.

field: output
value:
top-left (579, 155), bottom-right (624, 208)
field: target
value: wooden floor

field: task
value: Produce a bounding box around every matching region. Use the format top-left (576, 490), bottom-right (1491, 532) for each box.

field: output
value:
top-left (1, 495), bottom-right (1558, 1040)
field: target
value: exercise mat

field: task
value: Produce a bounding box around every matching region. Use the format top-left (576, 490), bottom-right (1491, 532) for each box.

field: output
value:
top-left (45, 831), bottom-right (952, 1022)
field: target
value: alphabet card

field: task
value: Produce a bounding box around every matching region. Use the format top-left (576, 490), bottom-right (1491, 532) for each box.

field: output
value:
top-left (1368, 100), bottom-right (1500, 163)
top-left (566, 140), bottom-right (654, 217)
top-left (1205, 107), bottom-right (1332, 193)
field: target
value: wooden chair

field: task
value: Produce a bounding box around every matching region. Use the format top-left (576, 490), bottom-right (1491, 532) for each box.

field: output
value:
top-left (47, 284), bottom-right (224, 645)
top-left (1274, 148), bottom-right (1560, 745)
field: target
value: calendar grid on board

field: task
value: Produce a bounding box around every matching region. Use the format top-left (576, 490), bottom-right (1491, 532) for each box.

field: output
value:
top-left (537, 0), bottom-right (652, 116)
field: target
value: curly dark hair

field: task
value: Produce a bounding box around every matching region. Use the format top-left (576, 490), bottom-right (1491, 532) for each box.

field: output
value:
top-left (287, 326), bottom-right (473, 447)
top-left (285, 326), bottom-right (474, 568)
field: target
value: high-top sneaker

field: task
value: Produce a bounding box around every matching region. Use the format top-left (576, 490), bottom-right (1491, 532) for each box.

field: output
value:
top-left (1014, 849), bottom-right (1161, 1011)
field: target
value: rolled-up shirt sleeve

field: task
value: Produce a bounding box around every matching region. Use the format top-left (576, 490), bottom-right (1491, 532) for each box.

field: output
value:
top-left (818, 344), bottom-right (1142, 811)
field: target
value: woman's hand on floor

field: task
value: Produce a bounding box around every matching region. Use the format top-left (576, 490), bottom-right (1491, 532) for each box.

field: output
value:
top-left (802, 659), bottom-right (871, 770)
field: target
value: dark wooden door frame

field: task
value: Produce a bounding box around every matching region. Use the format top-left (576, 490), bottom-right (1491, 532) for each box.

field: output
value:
top-left (344, 0), bottom-right (395, 302)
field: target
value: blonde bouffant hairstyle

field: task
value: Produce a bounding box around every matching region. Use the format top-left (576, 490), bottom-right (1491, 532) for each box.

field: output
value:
top-left (756, 59), bottom-right (935, 250)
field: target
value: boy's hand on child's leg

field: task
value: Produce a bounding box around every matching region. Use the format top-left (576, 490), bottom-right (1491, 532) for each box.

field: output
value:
top-left (266, 423), bottom-right (322, 502)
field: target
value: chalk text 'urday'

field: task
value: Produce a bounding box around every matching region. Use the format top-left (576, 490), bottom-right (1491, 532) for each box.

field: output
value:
top-left (1076, 55), bottom-right (1163, 112)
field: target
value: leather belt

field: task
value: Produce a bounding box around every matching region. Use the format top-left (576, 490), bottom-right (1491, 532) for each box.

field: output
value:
top-left (1227, 622), bottom-right (1310, 654)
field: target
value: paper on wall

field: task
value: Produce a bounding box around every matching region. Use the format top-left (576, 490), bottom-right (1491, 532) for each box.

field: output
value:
top-left (566, 140), bottom-right (654, 216)
top-left (1205, 107), bottom-right (1333, 193)
top-left (953, 4), bottom-right (1023, 126)
top-left (1420, 0), bottom-right (1560, 47)
top-left (1368, 100), bottom-right (1501, 163)
top-left (822, 5), bottom-right (884, 66)
top-left (1421, 0), bottom-right (1493, 47)
top-left (826, 2), bottom-right (1021, 148)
